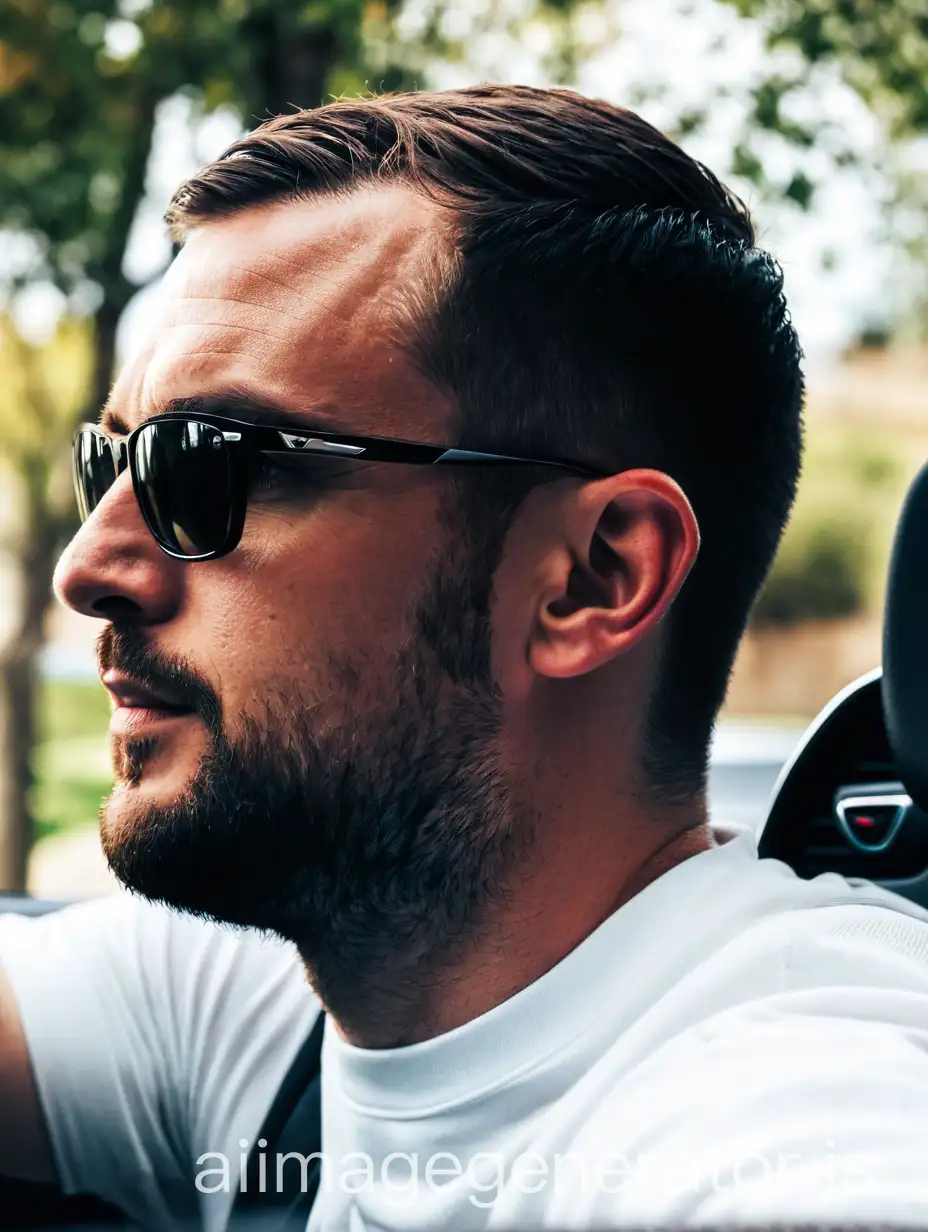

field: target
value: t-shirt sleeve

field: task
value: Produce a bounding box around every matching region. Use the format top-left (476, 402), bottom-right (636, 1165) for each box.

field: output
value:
top-left (0, 894), bottom-right (319, 1230)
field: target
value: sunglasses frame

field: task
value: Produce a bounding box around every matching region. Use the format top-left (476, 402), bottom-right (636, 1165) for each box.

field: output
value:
top-left (74, 411), bottom-right (605, 562)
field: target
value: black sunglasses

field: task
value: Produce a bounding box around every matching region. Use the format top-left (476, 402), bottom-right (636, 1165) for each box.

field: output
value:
top-left (73, 411), bottom-right (603, 561)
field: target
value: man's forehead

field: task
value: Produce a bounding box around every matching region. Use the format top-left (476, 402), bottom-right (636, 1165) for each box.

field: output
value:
top-left (107, 186), bottom-right (452, 439)
top-left (166, 184), bottom-right (440, 303)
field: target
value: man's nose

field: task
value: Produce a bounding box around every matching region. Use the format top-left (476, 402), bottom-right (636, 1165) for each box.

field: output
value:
top-left (53, 469), bottom-right (184, 624)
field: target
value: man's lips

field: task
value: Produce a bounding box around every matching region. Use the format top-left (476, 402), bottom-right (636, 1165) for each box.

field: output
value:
top-left (101, 670), bottom-right (193, 714)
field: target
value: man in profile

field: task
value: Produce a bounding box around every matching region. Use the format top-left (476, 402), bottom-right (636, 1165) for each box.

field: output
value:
top-left (1, 84), bottom-right (927, 1229)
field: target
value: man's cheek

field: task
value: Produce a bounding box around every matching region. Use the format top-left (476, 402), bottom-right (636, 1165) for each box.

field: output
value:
top-left (225, 670), bottom-right (332, 737)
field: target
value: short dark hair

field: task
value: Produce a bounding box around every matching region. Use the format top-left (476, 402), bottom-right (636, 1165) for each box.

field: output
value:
top-left (167, 84), bottom-right (804, 802)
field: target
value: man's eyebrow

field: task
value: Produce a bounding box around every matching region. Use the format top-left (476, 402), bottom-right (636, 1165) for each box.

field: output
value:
top-left (100, 392), bottom-right (344, 436)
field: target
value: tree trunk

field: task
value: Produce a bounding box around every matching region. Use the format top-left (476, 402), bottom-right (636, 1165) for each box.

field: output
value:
top-left (0, 309), bottom-right (122, 891)
top-left (90, 301), bottom-right (122, 424)
top-left (0, 649), bottom-right (37, 891)
top-left (246, 16), bottom-right (339, 116)
top-left (0, 305), bottom-right (123, 891)
top-left (0, 481), bottom-right (59, 891)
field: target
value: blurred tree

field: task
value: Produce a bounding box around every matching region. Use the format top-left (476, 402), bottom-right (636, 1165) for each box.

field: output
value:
top-left (720, 0), bottom-right (928, 219)
top-left (0, 319), bottom-right (93, 888)
top-left (728, 0), bottom-right (928, 138)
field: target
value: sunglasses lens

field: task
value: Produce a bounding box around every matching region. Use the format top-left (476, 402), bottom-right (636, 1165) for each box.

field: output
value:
top-left (134, 420), bottom-right (233, 558)
top-left (73, 429), bottom-right (117, 522)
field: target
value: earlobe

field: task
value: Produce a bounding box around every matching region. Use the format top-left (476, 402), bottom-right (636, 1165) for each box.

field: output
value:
top-left (529, 470), bottom-right (699, 681)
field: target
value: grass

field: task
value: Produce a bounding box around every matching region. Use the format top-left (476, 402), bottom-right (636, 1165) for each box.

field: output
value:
top-left (30, 679), bottom-right (112, 844)
top-left (752, 419), bottom-right (927, 627)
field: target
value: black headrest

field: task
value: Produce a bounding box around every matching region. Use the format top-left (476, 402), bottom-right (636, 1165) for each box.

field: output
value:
top-left (882, 461), bottom-right (928, 812)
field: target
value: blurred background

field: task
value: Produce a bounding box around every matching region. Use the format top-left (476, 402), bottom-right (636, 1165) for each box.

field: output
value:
top-left (1, 0), bottom-right (926, 898)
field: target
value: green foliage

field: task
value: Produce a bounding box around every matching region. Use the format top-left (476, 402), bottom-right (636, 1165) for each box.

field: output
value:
top-left (0, 315), bottom-right (93, 441)
top-left (752, 423), bottom-right (911, 628)
top-left (0, 319), bottom-right (89, 646)
top-left (30, 680), bottom-right (111, 843)
top-left (715, 0), bottom-right (928, 302)
top-left (0, 0), bottom-right (425, 311)
top-left (38, 676), bottom-right (110, 743)
top-left (727, 0), bottom-right (928, 139)
top-left (752, 514), bottom-right (870, 626)
top-left (31, 741), bottom-right (111, 843)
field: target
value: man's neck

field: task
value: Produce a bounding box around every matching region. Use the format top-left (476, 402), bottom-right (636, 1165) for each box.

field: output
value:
top-left (305, 802), bottom-right (715, 1050)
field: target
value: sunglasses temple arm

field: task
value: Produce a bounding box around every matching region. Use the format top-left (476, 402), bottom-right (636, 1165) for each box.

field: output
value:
top-left (433, 448), bottom-right (599, 477)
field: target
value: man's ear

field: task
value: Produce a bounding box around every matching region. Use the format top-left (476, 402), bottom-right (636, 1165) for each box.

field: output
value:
top-left (529, 469), bottom-right (699, 680)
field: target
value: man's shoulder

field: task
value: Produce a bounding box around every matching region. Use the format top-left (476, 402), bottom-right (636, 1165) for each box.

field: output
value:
top-left (561, 880), bottom-right (928, 1171)
top-left (548, 899), bottom-right (928, 1226)
top-left (671, 855), bottom-right (928, 1007)
top-left (599, 889), bottom-right (928, 1108)
top-left (740, 876), bottom-right (928, 995)
top-left (679, 882), bottom-right (928, 1056)
top-left (548, 1004), bottom-right (928, 1225)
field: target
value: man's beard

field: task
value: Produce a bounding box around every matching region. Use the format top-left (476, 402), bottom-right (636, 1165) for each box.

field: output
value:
top-left (96, 546), bottom-right (524, 1038)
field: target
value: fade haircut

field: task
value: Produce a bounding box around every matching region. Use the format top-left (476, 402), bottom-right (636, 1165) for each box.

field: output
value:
top-left (166, 84), bottom-right (804, 802)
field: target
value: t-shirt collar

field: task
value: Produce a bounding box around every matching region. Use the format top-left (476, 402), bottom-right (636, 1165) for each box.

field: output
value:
top-left (328, 826), bottom-right (758, 1115)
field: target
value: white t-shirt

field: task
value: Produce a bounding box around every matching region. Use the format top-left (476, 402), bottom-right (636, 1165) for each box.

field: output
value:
top-left (3, 826), bottom-right (928, 1229)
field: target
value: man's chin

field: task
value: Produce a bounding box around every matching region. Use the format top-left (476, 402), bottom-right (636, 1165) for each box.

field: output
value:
top-left (99, 782), bottom-right (207, 911)
top-left (109, 723), bottom-right (206, 790)
top-left (103, 775), bottom-right (172, 821)
top-left (100, 776), bottom-right (185, 861)
top-left (98, 732), bottom-right (267, 923)
top-left (101, 737), bottom-right (206, 874)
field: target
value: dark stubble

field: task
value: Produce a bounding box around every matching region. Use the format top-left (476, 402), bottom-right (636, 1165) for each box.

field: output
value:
top-left (96, 541), bottom-right (524, 1039)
